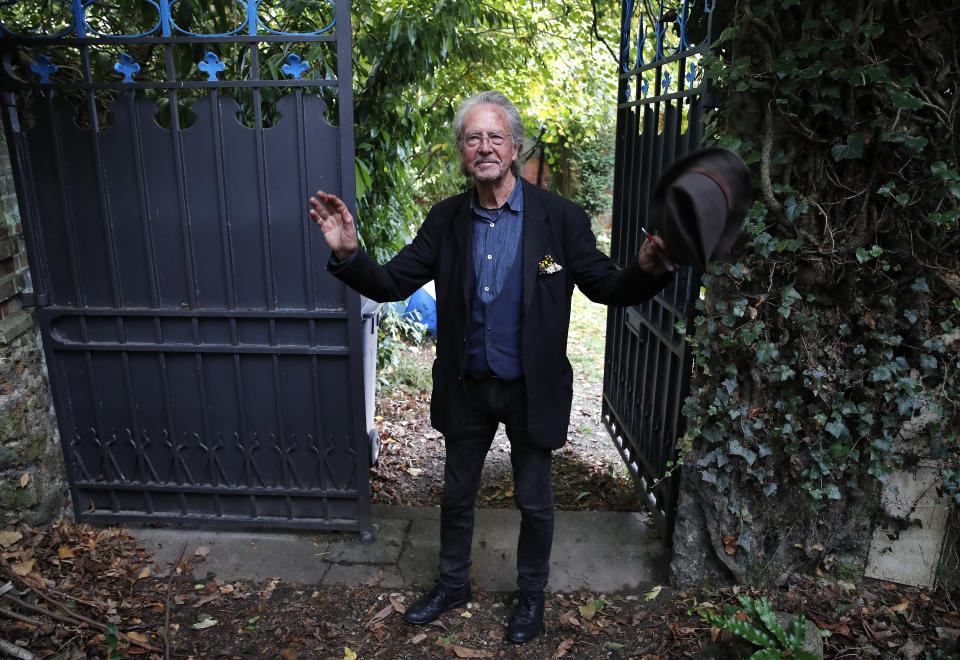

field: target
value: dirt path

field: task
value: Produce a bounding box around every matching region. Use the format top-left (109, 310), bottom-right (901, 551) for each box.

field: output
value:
top-left (370, 288), bottom-right (644, 513)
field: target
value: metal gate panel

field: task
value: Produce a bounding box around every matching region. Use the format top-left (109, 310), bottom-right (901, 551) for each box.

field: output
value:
top-left (604, 0), bottom-right (714, 542)
top-left (0, 1), bottom-right (372, 531)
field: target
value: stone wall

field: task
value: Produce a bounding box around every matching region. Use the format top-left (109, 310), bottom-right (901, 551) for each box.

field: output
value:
top-left (0, 129), bottom-right (65, 527)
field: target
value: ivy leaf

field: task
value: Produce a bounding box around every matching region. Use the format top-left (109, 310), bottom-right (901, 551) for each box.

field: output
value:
top-left (756, 343), bottom-right (779, 363)
top-left (825, 420), bottom-right (847, 438)
top-left (903, 136), bottom-right (928, 152)
top-left (831, 133), bottom-right (865, 161)
top-left (870, 365), bottom-right (893, 382)
top-left (825, 484), bottom-right (842, 500)
top-left (729, 440), bottom-right (758, 465)
top-left (886, 85), bottom-right (924, 110)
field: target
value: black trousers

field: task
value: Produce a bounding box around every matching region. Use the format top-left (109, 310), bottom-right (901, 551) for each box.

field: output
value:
top-left (438, 375), bottom-right (554, 593)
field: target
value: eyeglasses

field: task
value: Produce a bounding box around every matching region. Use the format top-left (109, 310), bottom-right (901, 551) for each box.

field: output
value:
top-left (464, 133), bottom-right (510, 148)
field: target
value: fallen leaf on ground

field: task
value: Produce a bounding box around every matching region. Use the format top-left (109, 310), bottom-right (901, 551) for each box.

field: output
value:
top-left (344, 647), bottom-right (357, 660)
top-left (389, 595), bottom-right (406, 613)
top-left (136, 567), bottom-right (151, 579)
top-left (190, 615), bottom-right (217, 630)
top-left (194, 593), bottom-right (220, 607)
top-left (410, 633), bottom-right (428, 645)
top-left (194, 546), bottom-right (210, 557)
top-left (12, 558), bottom-right (35, 576)
top-left (406, 468), bottom-right (422, 477)
top-left (644, 585), bottom-right (662, 600)
top-left (578, 602), bottom-right (596, 620)
top-left (280, 648), bottom-right (298, 660)
top-left (559, 611), bottom-right (580, 626)
top-left (365, 602), bottom-right (395, 629)
top-left (0, 531), bottom-right (22, 548)
top-left (19, 473), bottom-right (29, 487)
top-left (126, 631), bottom-right (150, 643)
top-left (219, 584), bottom-right (234, 594)
top-left (552, 638), bottom-right (575, 659)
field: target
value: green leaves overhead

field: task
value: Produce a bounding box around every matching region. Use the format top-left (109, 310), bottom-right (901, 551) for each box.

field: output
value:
top-left (347, 0), bottom-right (621, 257)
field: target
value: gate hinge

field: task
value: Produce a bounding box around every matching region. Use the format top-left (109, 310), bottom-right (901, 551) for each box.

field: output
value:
top-left (19, 291), bottom-right (49, 308)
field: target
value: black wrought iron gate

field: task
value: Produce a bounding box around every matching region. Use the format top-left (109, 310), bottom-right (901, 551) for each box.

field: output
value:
top-left (604, 0), bottom-right (715, 542)
top-left (0, 1), bottom-right (374, 533)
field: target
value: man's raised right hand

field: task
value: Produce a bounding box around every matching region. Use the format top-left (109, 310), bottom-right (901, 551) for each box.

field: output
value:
top-left (309, 190), bottom-right (358, 261)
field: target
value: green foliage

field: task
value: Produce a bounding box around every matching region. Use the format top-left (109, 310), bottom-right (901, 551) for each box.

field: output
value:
top-left (570, 126), bottom-right (616, 221)
top-left (104, 623), bottom-right (124, 659)
top-left (706, 594), bottom-right (818, 660)
top-left (375, 304), bottom-right (431, 392)
top-left (681, 0), bottom-right (959, 580)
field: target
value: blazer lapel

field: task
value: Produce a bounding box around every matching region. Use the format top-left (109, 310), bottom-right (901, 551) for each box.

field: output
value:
top-left (521, 181), bottom-right (549, 313)
top-left (452, 194), bottom-right (474, 303)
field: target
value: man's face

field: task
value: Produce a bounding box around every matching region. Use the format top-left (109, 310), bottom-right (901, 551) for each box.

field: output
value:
top-left (459, 103), bottom-right (520, 184)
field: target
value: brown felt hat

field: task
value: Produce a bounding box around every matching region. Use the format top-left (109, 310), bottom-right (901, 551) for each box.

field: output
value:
top-left (649, 148), bottom-right (752, 270)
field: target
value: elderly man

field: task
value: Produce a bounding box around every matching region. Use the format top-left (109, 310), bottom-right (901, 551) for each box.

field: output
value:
top-left (309, 91), bottom-right (672, 643)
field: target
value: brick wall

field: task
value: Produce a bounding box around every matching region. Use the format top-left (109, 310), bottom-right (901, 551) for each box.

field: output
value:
top-left (0, 128), bottom-right (65, 526)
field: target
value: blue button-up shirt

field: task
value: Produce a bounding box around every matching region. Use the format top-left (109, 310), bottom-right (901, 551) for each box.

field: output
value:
top-left (465, 179), bottom-right (524, 380)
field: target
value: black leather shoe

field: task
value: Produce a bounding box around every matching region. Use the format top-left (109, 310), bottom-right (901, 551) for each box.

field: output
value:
top-left (507, 590), bottom-right (545, 643)
top-left (403, 582), bottom-right (471, 625)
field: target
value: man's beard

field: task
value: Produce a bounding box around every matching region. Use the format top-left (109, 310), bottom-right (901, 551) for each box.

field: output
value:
top-left (461, 157), bottom-right (510, 182)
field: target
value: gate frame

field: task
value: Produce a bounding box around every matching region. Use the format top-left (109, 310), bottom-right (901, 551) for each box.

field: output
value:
top-left (604, 0), bottom-right (716, 544)
top-left (0, 0), bottom-right (374, 535)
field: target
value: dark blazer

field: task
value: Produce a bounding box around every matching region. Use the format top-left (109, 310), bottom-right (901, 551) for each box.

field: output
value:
top-left (329, 179), bottom-right (670, 449)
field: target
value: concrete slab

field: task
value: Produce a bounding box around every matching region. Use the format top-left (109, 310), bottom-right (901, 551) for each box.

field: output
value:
top-left (130, 504), bottom-right (669, 594)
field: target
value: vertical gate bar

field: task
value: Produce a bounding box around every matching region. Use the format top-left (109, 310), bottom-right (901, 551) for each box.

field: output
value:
top-left (271, 352), bottom-right (294, 517)
top-left (310, 352), bottom-right (330, 519)
top-left (249, 42), bottom-right (278, 309)
top-left (45, 93), bottom-right (85, 308)
top-left (228, 352), bottom-right (257, 517)
top-left (294, 87), bottom-right (317, 309)
top-left (79, 73), bottom-right (124, 530)
top-left (164, 49), bottom-right (201, 309)
top-left (120, 349), bottom-right (154, 513)
top-left (82, 49), bottom-right (123, 308)
top-left (208, 89), bottom-right (238, 310)
top-left (126, 89), bottom-right (162, 307)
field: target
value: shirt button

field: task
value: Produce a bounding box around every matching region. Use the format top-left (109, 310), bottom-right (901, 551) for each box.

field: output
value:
top-left (489, 222), bottom-right (495, 227)
top-left (483, 286), bottom-right (489, 292)
top-left (487, 254), bottom-right (492, 260)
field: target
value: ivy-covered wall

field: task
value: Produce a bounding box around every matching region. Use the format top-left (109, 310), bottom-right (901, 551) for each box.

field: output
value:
top-left (0, 131), bottom-right (64, 527)
top-left (670, 0), bottom-right (958, 585)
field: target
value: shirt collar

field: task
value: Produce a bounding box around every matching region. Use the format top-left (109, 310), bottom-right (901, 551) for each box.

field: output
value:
top-left (469, 177), bottom-right (524, 217)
